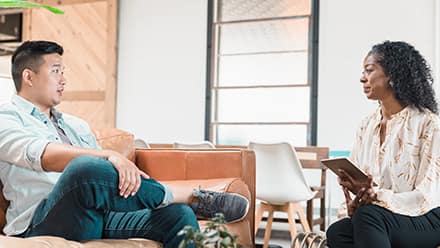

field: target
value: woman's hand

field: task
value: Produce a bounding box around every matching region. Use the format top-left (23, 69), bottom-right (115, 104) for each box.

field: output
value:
top-left (342, 186), bottom-right (376, 217)
top-left (338, 169), bottom-right (376, 216)
top-left (338, 169), bottom-right (373, 194)
top-left (106, 150), bottom-right (150, 198)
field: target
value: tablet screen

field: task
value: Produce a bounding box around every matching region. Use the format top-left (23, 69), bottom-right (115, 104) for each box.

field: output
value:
top-left (321, 157), bottom-right (370, 183)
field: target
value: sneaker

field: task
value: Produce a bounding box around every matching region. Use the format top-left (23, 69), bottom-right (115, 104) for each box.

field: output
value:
top-left (190, 189), bottom-right (249, 223)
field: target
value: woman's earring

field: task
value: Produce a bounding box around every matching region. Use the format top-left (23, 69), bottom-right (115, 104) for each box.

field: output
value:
top-left (389, 80), bottom-right (394, 87)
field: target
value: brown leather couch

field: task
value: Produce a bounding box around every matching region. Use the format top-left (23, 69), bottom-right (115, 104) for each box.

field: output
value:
top-left (0, 128), bottom-right (256, 248)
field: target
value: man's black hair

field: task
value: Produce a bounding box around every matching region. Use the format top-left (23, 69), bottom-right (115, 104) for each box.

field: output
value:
top-left (11, 40), bottom-right (64, 92)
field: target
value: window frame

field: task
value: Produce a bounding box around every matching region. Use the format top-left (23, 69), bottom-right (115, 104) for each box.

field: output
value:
top-left (205, 0), bottom-right (319, 146)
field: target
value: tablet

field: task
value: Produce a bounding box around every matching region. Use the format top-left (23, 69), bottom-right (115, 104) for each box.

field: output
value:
top-left (321, 157), bottom-right (372, 184)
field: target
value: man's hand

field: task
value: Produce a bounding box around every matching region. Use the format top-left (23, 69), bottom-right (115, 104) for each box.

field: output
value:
top-left (106, 150), bottom-right (150, 198)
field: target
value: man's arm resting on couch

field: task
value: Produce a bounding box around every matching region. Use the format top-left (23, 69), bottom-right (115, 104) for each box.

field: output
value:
top-left (41, 143), bottom-right (149, 198)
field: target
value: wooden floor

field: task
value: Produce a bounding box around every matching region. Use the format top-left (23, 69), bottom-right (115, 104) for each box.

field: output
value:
top-left (255, 212), bottom-right (337, 248)
top-left (255, 223), bottom-right (292, 248)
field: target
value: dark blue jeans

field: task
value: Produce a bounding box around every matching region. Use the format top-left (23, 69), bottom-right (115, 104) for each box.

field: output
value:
top-left (327, 204), bottom-right (440, 248)
top-left (21, 156), bottom-right (199, 248)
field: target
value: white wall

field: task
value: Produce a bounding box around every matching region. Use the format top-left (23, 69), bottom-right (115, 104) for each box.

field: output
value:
top-left (318, 0), bottom-right (437, 150)
top-left (318, 0), bottom-right (437, 221)
top-left (116, 0), bottom-right (208, 143)
top-left (0, 56), bottom-right (15, 103)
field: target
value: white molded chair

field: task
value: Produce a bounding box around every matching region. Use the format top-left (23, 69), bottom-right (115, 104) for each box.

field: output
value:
top-left (248, 142), bottom-right (316, 248)
top-left (173, 141), bottom-right (215, 149)
top-left (134, 138), bottom-right (151, 149)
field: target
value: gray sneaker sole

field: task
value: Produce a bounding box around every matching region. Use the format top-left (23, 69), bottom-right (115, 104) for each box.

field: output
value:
top-left (224, 192), bottom-right (250, 224)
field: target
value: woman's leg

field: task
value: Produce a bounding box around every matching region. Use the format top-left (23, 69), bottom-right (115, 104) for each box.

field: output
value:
top-left (326, 217), bottom-right (354, 248)
top-left (352, 205), bottom-right (440, 248)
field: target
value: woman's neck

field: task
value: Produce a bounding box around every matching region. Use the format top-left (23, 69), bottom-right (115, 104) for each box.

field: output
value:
top-left (380, 98), bottom-right (405, 120)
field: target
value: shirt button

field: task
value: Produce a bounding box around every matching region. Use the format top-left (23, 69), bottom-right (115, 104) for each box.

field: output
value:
top-left (44, 121), bottom-right (47, 124)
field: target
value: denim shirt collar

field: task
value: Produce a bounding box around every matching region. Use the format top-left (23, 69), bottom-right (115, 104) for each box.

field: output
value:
top-left (12, 94), bottom-right (63, 122)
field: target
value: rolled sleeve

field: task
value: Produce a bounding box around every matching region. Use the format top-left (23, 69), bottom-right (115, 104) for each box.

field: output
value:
top-left (25, 138), bottom-right (51, 171)
top-left (0, 112), bottom-right (52, 172)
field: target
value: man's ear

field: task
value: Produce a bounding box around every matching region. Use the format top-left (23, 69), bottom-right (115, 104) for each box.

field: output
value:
top-left (22, 68), bottom-right (33, 87)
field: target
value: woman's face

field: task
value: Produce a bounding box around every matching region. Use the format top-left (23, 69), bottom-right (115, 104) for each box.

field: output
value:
top-left (360, 54), bottom-right (393, 101)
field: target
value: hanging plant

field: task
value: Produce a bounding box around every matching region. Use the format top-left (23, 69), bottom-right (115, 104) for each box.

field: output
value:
top-left (0, 0), bottom-right (64, 14)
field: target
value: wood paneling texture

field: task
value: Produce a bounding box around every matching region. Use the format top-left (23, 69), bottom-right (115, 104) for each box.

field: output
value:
top-left (22, 0), bottom-right (117, 128)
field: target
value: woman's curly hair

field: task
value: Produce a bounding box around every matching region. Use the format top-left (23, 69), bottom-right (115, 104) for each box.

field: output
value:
top-left (369, 40), bottom-right (438, 114)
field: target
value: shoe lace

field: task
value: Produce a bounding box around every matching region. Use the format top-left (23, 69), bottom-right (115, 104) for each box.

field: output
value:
top-left (193, 188), bottom-right (220, 216)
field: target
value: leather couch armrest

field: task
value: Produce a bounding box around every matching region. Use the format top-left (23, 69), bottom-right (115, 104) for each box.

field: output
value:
top-left (134, 149), bottom-right (256, 245)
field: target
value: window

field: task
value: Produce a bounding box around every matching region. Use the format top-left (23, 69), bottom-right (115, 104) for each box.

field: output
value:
top-left (207, 0), bottom-right (319, 146)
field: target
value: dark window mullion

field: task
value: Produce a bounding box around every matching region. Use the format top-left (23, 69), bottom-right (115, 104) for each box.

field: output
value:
top-left (219, 49), bottom-right (308, 57)
top-left (215, 14), bottom-right (311, 25)
top-left (213, 84), bottom-right (310, 90)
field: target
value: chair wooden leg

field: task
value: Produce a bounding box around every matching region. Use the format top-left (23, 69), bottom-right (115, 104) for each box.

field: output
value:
top-left (257, 202), bottom-right (311, 248)
top-left (286, 203), bottom-right (299, 248)
top-left (294, 202), bottom-right (311, 232)
top-left (263, 207), bottom-right (274, 248)
top-left (320, 196), bottom-right (326, 231)
top-left (255, 204), bottom-right (264, 235)
top-left (306, 199), bottom-right (314, 229)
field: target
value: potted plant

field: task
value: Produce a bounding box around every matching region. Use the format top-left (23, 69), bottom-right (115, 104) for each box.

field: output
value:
top-left (178, 213), bottom-right (241, 248)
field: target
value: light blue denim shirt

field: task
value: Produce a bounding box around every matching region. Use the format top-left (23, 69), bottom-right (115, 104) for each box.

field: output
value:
top-left (0, 95), bottom-right (99, 235)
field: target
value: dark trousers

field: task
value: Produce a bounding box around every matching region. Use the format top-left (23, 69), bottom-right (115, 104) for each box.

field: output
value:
top-left (326, 204), bottom-right (440, 248)
top-left (22, 156), bottom-right (199, 248)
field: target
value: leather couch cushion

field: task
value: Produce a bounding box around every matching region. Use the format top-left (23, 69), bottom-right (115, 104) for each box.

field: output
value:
top-left (0, 190), bottom-right (7, 235)
top-left (93, 128), bottom-right (136, 162)
top-left (136, 150), bottom-right (244, 180)
top-left (0, 235), bottom-right (162, 248)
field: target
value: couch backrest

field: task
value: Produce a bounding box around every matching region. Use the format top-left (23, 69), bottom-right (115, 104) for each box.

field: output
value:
top-left (0, 128), bottom-right (135, 233)
top-left (0, 188), bottom-right (7, 234)
top-left (135, 148), bottom-right (257, 243)
top-left (92, 128), bottom-right (136, 162)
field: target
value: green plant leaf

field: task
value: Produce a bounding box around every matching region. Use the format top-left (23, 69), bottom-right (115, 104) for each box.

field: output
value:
top-left (178, 213), bottom-right (240, 247)
top-left (205, 230), bottom-right (218, 238)
top-left (0, 0), bottom-right (64, 14)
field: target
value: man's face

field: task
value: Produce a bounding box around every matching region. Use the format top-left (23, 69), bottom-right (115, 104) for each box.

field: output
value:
top-left (29, 53), bottom-right (66, 109)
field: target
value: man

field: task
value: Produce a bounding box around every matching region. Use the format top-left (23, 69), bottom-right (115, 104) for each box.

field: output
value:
top-left (0, 40), bottom-right (249, 248)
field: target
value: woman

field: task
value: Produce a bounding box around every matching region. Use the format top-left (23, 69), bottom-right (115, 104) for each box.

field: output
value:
top-left (326, 41), bottom-right (440, 248)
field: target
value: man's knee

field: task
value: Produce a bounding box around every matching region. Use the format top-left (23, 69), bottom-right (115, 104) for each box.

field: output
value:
top-left (167, 204), bottom-right (199, 229)
top-left (62, 155), bottom-right (115, 181)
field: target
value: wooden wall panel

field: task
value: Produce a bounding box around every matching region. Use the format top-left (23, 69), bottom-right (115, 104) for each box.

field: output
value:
top-left (59, 101), bottom-right (106, 128)
top-left (22, 0), bottom-right (117, 129)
